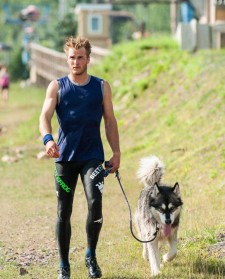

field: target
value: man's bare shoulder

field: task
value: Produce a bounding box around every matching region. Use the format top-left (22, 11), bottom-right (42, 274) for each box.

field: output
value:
top-left (48, 79), bottom-right (59, 90)
top-left (46, 80), bottom-right (59, 98)
top-left (103, 80), bottom-right (112, 96)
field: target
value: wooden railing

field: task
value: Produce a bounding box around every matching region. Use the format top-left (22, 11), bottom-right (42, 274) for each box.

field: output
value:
top-left (29, 43), bottom-right (111, 87)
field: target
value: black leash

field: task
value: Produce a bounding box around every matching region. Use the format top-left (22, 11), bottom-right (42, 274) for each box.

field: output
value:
top-left (104, 164), bottom-right (159, 243)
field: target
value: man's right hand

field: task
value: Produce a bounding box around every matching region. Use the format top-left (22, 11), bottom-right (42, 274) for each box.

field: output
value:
top-left (45, 141), bottom-right (60, 158)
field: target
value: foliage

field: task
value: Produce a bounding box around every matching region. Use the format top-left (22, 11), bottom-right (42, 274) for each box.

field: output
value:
top-left (50, 12), bottom-right (78, 52)
top-left (7, 47), bottom-right (28, 81)
top-left (0, 1), bottom-right (171, 82)
top-left (111, 17), bottom-right (137, 44)
top-left (1, 1), bottom-right (171, 77)
top-left (117, 3), bottom-right (171, 33)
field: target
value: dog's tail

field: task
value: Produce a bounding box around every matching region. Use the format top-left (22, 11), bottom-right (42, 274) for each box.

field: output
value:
top-left (137, 155), bottom-right (164, 187)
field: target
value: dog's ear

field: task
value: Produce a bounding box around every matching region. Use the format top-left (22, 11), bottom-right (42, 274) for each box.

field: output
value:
top-left (151, 183), bottom-right (160, 197)
top-left (172, 182), bottom-right (181, 196)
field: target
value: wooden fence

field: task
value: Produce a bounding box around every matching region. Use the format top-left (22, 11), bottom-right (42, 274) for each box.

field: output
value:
top-left (30, 43), bottom-right (111, 87)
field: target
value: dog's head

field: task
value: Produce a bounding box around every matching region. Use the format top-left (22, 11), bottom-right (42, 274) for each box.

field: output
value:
top-left (150, 183), bottom-right (183, 237)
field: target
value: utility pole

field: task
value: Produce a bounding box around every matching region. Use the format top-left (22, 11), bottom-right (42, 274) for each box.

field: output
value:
top-left (58, 0), bottom-right (68, 20)
top-left (170, 0), bottom-right (178, 34)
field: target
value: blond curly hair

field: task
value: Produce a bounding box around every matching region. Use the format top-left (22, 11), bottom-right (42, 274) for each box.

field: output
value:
top-left (63, 36), bottom-right (92, 57)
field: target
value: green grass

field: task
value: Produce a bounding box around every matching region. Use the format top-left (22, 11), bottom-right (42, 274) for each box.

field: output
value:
top-left (0, 35), bottom-right (225, 278)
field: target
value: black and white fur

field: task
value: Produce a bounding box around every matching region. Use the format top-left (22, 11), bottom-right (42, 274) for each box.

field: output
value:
top-left (134, 155), bottom-right (183, 276)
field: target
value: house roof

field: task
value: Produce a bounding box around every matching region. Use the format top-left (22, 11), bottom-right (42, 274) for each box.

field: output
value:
top-left (105, 0), bottom-right (178, 4)
top-left (75, 4), bottom-right (112, 14)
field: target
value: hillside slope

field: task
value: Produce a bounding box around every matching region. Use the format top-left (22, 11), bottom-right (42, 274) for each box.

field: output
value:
top-left (92, 36), bottom-right (225, 211)
top-left (92, 35), bottom-right (225, 264)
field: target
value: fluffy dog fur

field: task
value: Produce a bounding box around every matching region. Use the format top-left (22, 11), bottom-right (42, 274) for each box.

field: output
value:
top-left (134, 155), bottom-right (183, 276)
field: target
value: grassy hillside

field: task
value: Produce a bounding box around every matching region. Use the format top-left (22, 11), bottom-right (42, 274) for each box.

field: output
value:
top-left (93, 35), bottom-right (225, 236)
top-left (0, 35), bottom-right (224, 278)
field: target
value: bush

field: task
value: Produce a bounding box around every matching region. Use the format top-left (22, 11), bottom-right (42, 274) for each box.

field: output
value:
top-left (8, 47), bottom-right (28, 81)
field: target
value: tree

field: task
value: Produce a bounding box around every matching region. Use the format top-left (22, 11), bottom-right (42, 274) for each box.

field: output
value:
top-left (50, 12), bottom-right (77, 52)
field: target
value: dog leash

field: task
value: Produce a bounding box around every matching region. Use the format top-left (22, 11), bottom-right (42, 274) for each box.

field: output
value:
top-left (104, 163), bottom-right (159, 243)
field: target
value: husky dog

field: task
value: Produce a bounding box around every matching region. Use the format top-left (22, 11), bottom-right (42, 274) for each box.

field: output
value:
top-left (134, 155), bottom-right (183, 276)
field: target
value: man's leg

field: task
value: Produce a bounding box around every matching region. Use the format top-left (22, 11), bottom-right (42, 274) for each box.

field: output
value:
top-left (80, 159), bottom-right (104, 278)
top-left (55, 162), bottom-right (78, 275)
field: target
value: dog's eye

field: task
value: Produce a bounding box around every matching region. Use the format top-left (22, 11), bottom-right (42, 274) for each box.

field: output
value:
top-left (170, 206), bottom-right (176, 212)
top-left (156, 207), bottom-right (164, 213)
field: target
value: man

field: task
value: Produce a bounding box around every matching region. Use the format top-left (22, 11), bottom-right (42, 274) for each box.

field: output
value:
top-left (39, 36), bottom-right (120, 279)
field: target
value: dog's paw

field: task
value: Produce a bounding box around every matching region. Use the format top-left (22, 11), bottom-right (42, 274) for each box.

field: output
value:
top-left (163, 252), bottom-right (177, 262)
top-left (151, 269), bottom-right (161, 277)
top-left (163, 253), bottom-right (169, 262)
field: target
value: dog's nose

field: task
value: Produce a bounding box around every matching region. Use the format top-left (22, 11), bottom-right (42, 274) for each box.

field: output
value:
top-left (165, 219), bottom-right (171, 225)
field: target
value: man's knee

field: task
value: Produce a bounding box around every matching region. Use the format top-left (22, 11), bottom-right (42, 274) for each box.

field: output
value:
top-left (57, 203), bottom-right (73, 223)
top-left (87, 198), bottom-right (102, 221)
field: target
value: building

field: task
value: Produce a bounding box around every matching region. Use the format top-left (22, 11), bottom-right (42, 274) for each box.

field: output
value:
top-left (174, 0), bottom-right (225, 51)
top-left (74, 3), bottom-right (136, 48)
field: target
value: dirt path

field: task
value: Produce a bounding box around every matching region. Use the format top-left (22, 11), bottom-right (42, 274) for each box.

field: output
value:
top-left (0, 160), bottom-right (58, 269)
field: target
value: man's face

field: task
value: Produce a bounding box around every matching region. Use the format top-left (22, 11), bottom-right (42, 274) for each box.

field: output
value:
top-left (67, 47), bottom-right (90, 75)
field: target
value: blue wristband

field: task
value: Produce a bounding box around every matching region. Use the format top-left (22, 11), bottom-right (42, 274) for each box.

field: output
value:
top-left (43, 134), bottom-right (54, 145)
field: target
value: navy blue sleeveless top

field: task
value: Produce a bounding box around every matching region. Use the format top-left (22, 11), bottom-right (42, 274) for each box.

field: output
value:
top-left (55, 75), bottom-right (104, 162)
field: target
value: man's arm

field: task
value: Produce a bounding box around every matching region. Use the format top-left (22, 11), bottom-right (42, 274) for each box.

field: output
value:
top-left (39, 80), bottom-right (60, 158)
top-left (103, 80), bottom-right (121, 172)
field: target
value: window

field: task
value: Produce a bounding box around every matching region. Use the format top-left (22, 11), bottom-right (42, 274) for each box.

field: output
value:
top-left (88, 14), bottom-right (103, 34)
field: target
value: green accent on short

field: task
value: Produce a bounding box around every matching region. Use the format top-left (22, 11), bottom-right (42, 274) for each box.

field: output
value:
top-left (54, 168), bottom-right (71, 193)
